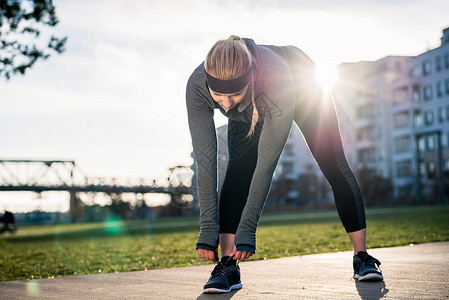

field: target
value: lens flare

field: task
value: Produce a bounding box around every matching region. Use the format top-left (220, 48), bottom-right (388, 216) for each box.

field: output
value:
top-left (104, 215), bottom-right (125, 235)
top-left (26, 280), bottom-right (41, 296)
top-left (315, 62), bottom-right (338, 90)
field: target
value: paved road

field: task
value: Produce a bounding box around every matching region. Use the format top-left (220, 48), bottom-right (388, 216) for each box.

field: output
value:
top-left (1, 242), bottom-right (448, 299)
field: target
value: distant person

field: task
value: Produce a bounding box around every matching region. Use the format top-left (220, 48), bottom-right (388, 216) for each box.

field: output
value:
top-left (0, 210), bottom-right (17, 233)
top-left (186, 36), bottom-right (383, 294)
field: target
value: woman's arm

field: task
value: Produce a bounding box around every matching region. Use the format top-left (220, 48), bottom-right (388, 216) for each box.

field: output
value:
top-left (234, 64), bottom-right (296, 253)
top-left (186, 70), bottom-right (220, 252)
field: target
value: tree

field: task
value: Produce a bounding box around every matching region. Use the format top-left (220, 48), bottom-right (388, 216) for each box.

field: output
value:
top-left (357, 167), bottom-right (393, 206)
top-left (0, 0), bottom-right (67, 80)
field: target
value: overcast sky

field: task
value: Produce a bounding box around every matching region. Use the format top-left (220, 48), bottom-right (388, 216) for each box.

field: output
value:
top-left (1, 0), bottom-right (448, 212)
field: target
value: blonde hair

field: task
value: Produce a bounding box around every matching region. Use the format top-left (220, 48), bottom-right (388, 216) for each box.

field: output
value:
top-left (204, 35), bottom-right (259, 137)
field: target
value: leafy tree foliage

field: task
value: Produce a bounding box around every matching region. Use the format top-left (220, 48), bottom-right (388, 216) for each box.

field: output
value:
top-left (0, 0), bottom-right (66, 80)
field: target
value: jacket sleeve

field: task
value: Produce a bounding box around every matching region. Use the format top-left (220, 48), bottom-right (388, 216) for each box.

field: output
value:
top-left (186, 73), bottom-right (220, 251)
top-left (234, 61), bottom-right (295, 253)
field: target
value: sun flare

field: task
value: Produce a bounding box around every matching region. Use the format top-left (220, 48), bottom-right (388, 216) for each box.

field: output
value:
top-left (315, 62), bottom-right (338, 90)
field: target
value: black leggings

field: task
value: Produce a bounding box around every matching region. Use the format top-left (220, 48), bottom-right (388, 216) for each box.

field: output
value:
top-left (219, 90), bottom-right (366, 234)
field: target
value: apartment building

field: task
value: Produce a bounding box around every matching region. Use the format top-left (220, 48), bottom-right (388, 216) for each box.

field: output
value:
top-left (190, 27), bottom-right (449, 207)
top-left (336, 27), bottom-right (449, 203)
top-left (390, 29), bottom-right (449, 202)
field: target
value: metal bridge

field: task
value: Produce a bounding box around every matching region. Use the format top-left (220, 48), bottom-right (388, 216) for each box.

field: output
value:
top-left (0, 159), bottom-right (192, 194)
top-left (0, 159), bottom-right (194, 218)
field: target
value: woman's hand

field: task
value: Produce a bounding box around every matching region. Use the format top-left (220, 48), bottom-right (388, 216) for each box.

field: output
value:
top-left (197, 248), bottom-right (218, 262)
top-left (231, 249), bottom-right (253, 261)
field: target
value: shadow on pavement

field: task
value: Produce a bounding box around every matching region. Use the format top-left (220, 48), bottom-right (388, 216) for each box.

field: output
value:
top-left (355, 279), bottom-right (389, 300)
top-left (196, 289), bottom-right (240, 299)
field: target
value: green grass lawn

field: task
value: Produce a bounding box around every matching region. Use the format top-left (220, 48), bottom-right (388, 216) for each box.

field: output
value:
top-left (1, 205), bottom-right (448, 282)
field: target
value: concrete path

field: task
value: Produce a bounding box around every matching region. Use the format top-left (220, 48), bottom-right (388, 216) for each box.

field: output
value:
top-left (1, 242), bottom-right (448, 300)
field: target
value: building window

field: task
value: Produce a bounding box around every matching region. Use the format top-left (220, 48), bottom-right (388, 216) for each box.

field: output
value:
top-left (357, 126), bottom-right (375, 141)
top-left (445, 53), bottom-right (449, 69)
top-left (411, 65), bottom-right (421, 78)
top-left (436, 56), bottom-right (442, 72)
top-left (423, 85), bottom-right (433, 101)
top-left (428, 161), bottom-right (436, 179)
top-left (394, 112), bottom-right (409, 128)
top-left (419, 162), bottom-right (426, 176)
top-left (437, 81), bottom-right (444, 97)
top-left (396, 161), bottom-right (411, 177)
top-left (444, 158), bottom-right (449, 171)
top-left (418, 137), bottom-right (426, 152)
top-left (412, 85), bottom-right (421, 103)
top-left (446, 79), bottom-right (449, 94)
top-left (447, 105), bottom-right (449, 120)
top-left (427, 135), bottom-right (435, 150)
top-left (395, 136), bottom-right (410, 153)
top-left (282, 162), bottom-right (294, 175)
top-left (424, 110), bottom-right (434, 126)
top-left (423, 60), bottom-right (431, 76)
top-left (438, 107), bottom-right (445, 123)
top-left (284, 144), bottom-right (294, 155)
top-left (393, 87), bottom-right (408, 105)
top-left (414, 113), bottom-right (423, 128)
top-left (441, 132), bottom-right (449, 148)
top-left (358, 148), bottom-right (375, 163)
top-left (357, 105), bottom-right (374, 120)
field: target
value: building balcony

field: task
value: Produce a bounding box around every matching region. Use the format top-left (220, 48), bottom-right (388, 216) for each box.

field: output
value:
top-left (354, 95), bottom-right (376, 107)
top-left (355, 161), bottom-right (377, 171)
top-left (280, 154), bottom-right (296, 163)
top-left (356, 139), bottom-right (377, 150)
top-left (392, 151), bottom-right (414, 161)
top-left (355, 117), bottom-right (376, 129)
top-left (391, 104), bottom-right (410, 114)
top-left (392, 126), bottom-right (413, 137)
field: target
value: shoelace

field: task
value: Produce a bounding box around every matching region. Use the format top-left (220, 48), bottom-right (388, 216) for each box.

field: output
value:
top-left (211, 257), bottom-right (234, 278)
top-left (211, 261), bottom-right (225, 276)
top-left (360, 253), bottom-right (381, 267)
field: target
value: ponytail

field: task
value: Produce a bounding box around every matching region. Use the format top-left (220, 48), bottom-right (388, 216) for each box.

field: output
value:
top-left (205, 35), bottom-right (258, 137)
top-left (246, 71), bottom-right (258, 137)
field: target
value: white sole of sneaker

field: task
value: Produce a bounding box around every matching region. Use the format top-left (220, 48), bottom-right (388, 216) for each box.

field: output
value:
top-left (354, 273), bottom-right (384, 281)
top-left (203, 282), bottom-right (243, 294)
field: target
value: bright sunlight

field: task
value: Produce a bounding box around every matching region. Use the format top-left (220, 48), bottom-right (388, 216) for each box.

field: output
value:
top-left (314, 62), bottom-right (338, 90)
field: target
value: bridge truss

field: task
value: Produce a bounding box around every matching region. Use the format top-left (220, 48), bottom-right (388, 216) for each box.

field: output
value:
top-left (0, 159), bottom-right (194, 218)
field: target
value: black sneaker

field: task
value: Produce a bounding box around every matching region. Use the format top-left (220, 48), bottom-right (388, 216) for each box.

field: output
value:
top-left (203, 256), bottom-right (242, 293)
top-left (353, 251), bottom-right (384, 281)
